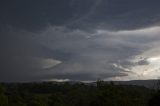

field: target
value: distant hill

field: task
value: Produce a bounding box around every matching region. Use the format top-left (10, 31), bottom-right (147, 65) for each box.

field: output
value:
top-left (108, 80), bottom-right (160, 89)
top-left (81, 80), bottom-right (160, 89)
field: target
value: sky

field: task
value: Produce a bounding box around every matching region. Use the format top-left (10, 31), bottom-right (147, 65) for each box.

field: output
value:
top-left (1, 0), bottom-right (160, 82)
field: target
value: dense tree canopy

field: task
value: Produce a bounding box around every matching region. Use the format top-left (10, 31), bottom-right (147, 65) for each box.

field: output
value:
top-left (0, 81), bottom-right (159, 106)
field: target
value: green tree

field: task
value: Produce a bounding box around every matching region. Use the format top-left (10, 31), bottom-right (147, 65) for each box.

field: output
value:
top-left (0, 85), bottom-right (8, 106)
top-left (27, 95), bottom-right (49, 106)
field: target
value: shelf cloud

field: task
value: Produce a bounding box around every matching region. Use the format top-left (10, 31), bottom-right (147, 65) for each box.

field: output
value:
top-left (0, 0), bottom-right (160, 82)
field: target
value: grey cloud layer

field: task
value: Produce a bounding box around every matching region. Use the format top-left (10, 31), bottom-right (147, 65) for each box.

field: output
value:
top-left (0, 26), bottom-right (152, 82)
top-left (1, 0), bottom-right (160, 31)
top-left (1, 0), bottom-right (160, 82)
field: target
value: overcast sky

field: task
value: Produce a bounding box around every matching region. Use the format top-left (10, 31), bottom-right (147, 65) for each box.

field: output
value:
top-left (1, 0), bottom-right (160, 82)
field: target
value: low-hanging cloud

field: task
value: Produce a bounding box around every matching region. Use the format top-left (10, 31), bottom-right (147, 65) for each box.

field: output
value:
top-left (1, 25), bottom-right (160, 82)
top-left (1, 0), bottom-right (160, 82)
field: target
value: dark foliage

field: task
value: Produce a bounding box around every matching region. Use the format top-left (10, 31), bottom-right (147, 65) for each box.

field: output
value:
top-left (0, 81), bottom-right (158, 106)
top-left (148, 92), bottom-right (160, 106)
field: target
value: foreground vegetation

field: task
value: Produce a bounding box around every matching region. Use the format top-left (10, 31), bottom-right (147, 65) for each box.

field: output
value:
top-left (0, 80), bottom-right (159, 106)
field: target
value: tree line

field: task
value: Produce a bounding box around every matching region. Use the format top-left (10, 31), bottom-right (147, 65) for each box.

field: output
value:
top-left (0, 80), bottom-right (159, 106)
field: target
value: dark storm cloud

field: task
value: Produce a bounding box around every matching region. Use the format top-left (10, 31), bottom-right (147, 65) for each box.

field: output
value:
top-left (0, 0), bottom-right (98, 31)
top-left (117, 59), bottom-right (149, 70)
top-left (0, 27), bottom-right (55, 82)
top-left (12, 26), bottom-right (145, 81)
top-left (0, 0), bottom-right (160, 31)
top-left (137, 59), bottom-right (149, 66)
top-left (0, 26), bottom-right (136, 82)
top-left (0, 0), bottom-right (160, 82)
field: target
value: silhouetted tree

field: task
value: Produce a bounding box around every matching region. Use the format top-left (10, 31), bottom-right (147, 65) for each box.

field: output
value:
top-left (0, 85), bottom-right (8, 106)
top-left (148, 91), bottom-right (160, 106)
